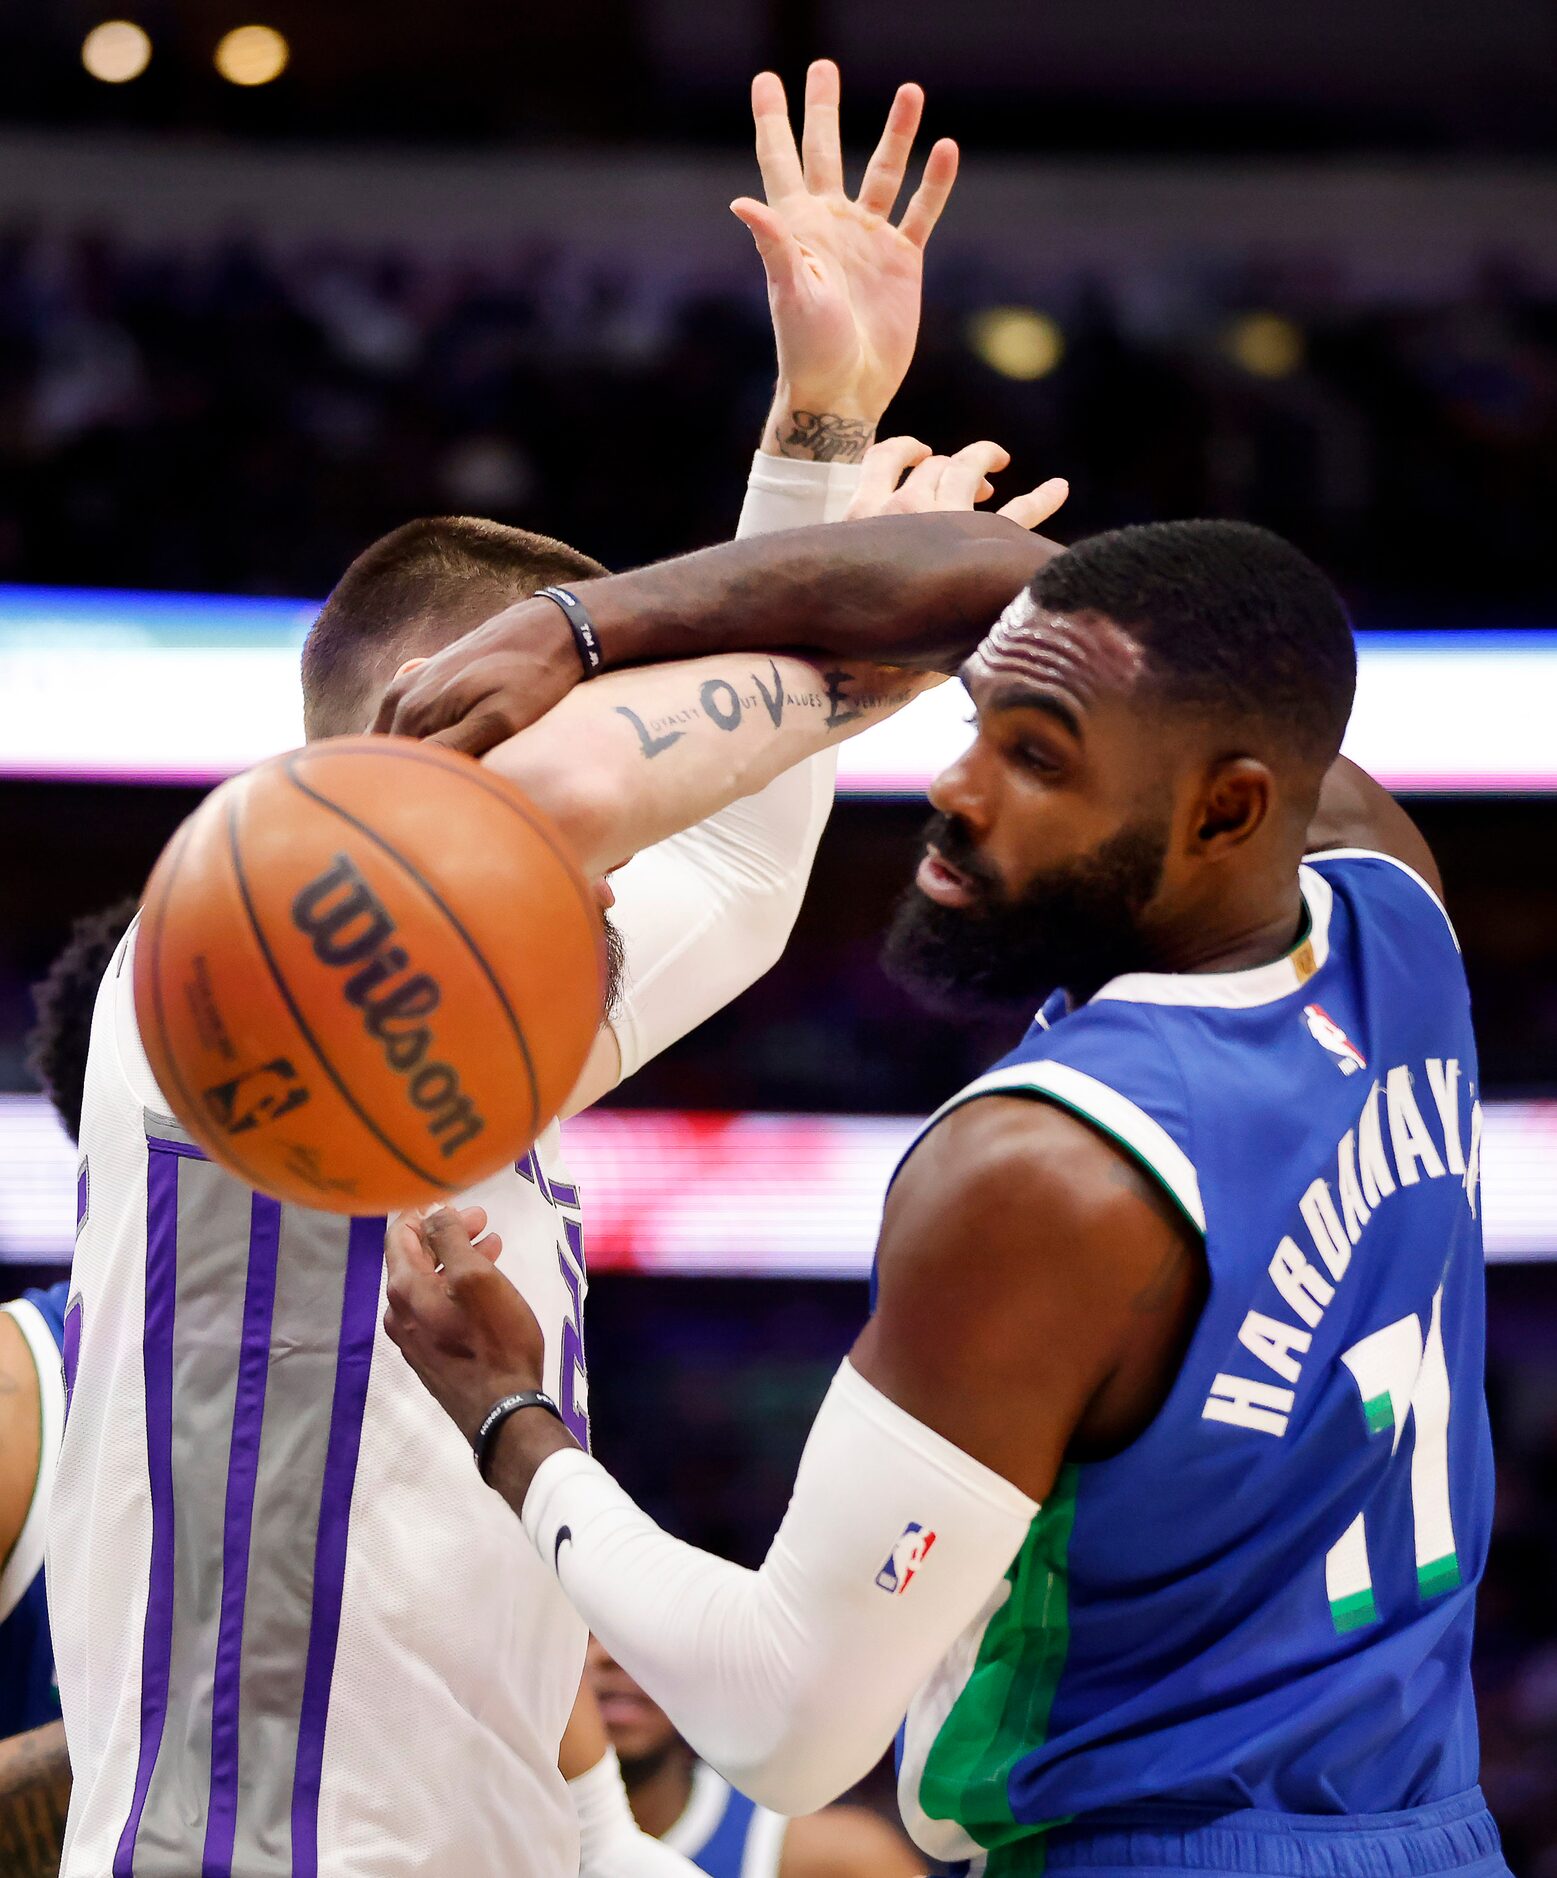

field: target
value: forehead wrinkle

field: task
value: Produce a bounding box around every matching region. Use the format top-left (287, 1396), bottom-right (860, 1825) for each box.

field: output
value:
top-left (967, 590), bottom-right (1146, 713)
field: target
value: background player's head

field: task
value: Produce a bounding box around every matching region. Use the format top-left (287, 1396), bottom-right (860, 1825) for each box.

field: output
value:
top-left (584, 1637), bottom-right (688, 1784)
top-left (886, 518), bottom-right (1356, 1010)
top-left (27, 897), bottom-right (140, 1144)
top-left (300, 515), bottom-right (608, 742)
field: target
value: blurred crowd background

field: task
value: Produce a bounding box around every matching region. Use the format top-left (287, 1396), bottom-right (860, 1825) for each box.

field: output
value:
top-left (0, 227), bottom-right (1554, 616)
top-left (2, 0), bottom-right (1556, 1862)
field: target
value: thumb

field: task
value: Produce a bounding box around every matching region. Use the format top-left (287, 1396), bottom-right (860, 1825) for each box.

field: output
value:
top-left (730, 198), bottom-right (804, 292)
top-left (998, 477), bottom-right (1070, 531)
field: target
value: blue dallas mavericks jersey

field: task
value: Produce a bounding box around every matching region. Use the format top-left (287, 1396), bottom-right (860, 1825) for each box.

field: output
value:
top-left (661, 1761), bottom-right (788, 1878)
top-left (893, 851), bottom-right (1501, 1864)
top-left (1, 1280), bottom-right (71, 1736)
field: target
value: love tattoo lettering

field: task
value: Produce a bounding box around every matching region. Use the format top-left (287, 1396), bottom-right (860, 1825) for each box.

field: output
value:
top-left (614, 661), bottom-right (911, 759)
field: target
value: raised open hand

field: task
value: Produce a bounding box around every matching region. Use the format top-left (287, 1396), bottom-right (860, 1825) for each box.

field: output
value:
top-left (844, 436), bottom-right (1070, 530)
top-left (733, 60), bottom-right (958, 461)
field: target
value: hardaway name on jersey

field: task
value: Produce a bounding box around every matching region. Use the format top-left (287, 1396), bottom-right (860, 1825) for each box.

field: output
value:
top-left (891, 851), bottom-right (1495, 1859)
top-left (49, 919), bottom-right (591, 1878)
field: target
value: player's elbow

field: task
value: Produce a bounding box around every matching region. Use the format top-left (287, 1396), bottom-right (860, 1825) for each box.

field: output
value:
top-left (723, 877), bottom-right (804, 995)
top-left (517, 763), bottom-right (623, 878)
top-left (718, 1722), bottom-right (881, 1818)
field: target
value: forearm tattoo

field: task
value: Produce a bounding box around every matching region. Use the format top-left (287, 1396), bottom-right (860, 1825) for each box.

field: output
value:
top-left (773, 410), bottom-right (875, 464)
top-left (0, 1721), bottom-right (71, 1878)
top-left (615, 659), bottom-right (908, 760)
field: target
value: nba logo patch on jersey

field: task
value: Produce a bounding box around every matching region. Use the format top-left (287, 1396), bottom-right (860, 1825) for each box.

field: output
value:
top-left (1303, 1003), bottom-right (1366, 1075)
top-left (876, 1522), bottom-right (936, 1594)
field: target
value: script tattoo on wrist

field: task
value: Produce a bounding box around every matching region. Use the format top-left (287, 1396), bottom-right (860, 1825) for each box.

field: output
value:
top-left (617, 660), bottom-right (912, 760)
top-left (774, 410), bottom-right (875, 464)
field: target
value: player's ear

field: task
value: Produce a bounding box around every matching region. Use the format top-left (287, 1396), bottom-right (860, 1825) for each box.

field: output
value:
top-left (1191, 756), bottom-right (1272, 856)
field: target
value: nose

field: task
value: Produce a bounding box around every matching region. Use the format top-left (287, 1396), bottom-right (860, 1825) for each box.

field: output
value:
top-left (928, 741), bottom-right (990, 833)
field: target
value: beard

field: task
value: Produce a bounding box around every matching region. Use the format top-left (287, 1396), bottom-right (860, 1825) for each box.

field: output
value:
top-left (883, 811), bottom-right (1170, 1016)
top-left (603, 914), bottom-right (627, 1021)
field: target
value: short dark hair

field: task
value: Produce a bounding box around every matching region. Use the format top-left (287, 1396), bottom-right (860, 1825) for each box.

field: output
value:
top-left (27, 897), bottom-right (139, 1144)
top-left (301, 516), bottom-right (608, 740)
top-left (1035, 519), bottom-right (1356, 771)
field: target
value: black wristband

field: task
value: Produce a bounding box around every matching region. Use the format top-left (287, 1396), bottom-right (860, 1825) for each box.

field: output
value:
top-left (473, 1389), bottom-right (563, 1481)
top-left (534, 585), bottom-right (604, 679)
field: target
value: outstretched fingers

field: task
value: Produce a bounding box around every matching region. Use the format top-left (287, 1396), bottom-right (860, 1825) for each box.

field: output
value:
top-left (730, 196), bottom-right (806, 294)
top-left (847, 434), bottom-right (933, 517)
top-left (999, 477), bottom-right (1071, 530)
top-left (751, 70), bottom-right (804, 200)
top-left (800, 58), bottom-right (844, 195)
top-left (857, 82), bottom-right (925, 218)
top-left (898, 137), bottom-right (960, 248)
top-left (937, 439), bottom-right (1011, 511)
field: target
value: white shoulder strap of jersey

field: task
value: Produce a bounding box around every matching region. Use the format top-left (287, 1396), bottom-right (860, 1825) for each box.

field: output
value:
top-left (1304, 846), bottom-right (1461, 951)
top-left (659, 1761), bottom-right (733, 1859)
top-left (900, 1059), bottom-right (1206, 1237)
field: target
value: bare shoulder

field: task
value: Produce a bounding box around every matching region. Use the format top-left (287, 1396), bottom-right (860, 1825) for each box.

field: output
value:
top-left (878, 1092), bottom-right (1191, 1284)
top-left (777, 1803), bottom-right (924, 1878)
top-left (1306, 757), bottom-right (1443, 897)
top-left (852, 1094), bottom-right (1203, 1498)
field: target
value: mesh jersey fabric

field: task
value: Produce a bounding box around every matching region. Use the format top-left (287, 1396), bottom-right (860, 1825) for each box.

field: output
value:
top-left (49, 923), bottom-right (587, 1878)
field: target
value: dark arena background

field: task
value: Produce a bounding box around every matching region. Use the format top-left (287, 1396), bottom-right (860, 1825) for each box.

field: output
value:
top-left (2, 1), bottom-right (1556, 1869)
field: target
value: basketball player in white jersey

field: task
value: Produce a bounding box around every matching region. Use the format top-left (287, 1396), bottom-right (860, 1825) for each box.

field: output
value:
top-left (48, 64), bottom-right (1066, 1878)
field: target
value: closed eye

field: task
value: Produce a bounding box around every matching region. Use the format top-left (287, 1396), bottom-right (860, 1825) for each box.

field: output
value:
top-left (1014, 743), bottom-right (1059, 775)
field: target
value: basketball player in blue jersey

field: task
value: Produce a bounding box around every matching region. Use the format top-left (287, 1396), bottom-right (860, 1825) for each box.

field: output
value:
top-left (585, 1639), bottom-right (921, 1878)
top-left (383, 513), bottom-right (1509, 1876)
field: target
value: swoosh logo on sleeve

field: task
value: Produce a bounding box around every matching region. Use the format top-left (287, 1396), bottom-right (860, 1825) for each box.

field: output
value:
top-left (553, 1525), bottom-right (572, 1572)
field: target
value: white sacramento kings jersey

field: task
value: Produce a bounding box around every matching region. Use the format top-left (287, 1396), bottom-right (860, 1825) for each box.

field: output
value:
top-left (50, 919), bottom-right (591, 1878)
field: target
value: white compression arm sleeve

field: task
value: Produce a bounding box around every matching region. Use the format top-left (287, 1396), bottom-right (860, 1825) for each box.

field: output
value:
top-left (597, 454), bottom-right (858, 1085)
top-left (523, 1361), bottom-right (1037, 1817)
top-left (569, 1749), bottom-right (703, 1878)
top-left (736, 451), bottom-right (864, 533)
top-left (603, 749), bottom-right (833, 1081)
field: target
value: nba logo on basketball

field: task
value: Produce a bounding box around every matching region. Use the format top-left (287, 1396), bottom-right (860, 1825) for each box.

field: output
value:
top-left (876, 1522), bottom-right (936, 1595)
top-left (1303, 1003), bottom-right (1367, 1075)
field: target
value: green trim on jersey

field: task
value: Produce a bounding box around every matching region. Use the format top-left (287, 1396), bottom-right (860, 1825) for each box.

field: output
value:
top-left (1418, 1553), bottom-right (1462, 1599)
top-left (1330, 1587), bottom-right (1379, 1633)
top-left (919, 1464), bottom-right (1081, 1853)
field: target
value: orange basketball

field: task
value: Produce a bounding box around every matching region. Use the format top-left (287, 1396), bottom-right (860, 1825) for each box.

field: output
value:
top-left (133, 736), bottom-right (605, 1213)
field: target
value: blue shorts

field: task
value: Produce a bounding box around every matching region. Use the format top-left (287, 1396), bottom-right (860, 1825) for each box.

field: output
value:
top-left (991, 1789), bottom-right (1509, 1878)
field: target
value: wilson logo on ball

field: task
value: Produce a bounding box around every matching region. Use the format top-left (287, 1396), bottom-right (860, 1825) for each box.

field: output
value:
top-left (291, 853), bottom-right (487, 1158)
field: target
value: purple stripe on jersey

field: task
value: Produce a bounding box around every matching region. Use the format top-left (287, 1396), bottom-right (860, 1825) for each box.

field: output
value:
top-left (201, 1193), bottom-right (283, 1878)
top-left (145, 1134), bottom-right (209, 1161)
top-left (61, 1296), bottom-right (82, 1422)
top-left (113, 1145), bottom-right (182, 1878)
top-left (289, 1215), bottom-right (385, 1877)
top-left (76, 1160), bottom-right (89, 1235)
top-left (547, 1177), bottom-right (580, 1209)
